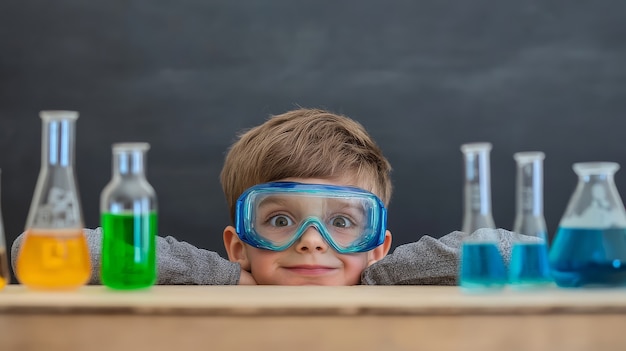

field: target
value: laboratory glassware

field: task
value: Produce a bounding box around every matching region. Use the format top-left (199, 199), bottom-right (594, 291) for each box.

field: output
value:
top-left (458, 142), bottom-right (506, 291)
top-left (461, 142), bottom-right (496, 234)
top-left (15, 111), bottom-right (91, 290)
top-left (101, 142), bottom-right (157, 290)
top-left (549, 162), bottom-right (626, 287)
top-left (509, 152), bottom-right (552, 288)
top-left (0, 170), bottom-right (10, 290)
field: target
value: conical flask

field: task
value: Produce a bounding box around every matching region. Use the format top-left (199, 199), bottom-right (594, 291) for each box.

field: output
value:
top-left (509, 152), bottom-right (552, 288)
top-left (16, 111), bottom-right (91, 290)
top-left (0, 170), bottom-right (10, 290)
top-left (549, 162), bottom-right (626, 287)
top-left (101, 143), bottom-right (157, 290)
top-left (458, 142), bottom-right (506, 291)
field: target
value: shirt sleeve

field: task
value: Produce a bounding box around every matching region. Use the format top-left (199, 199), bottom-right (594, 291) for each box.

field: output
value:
top-left (10, 228), bottom-right (241, 286)
top-left (361, 228), bottom-right (518, 285)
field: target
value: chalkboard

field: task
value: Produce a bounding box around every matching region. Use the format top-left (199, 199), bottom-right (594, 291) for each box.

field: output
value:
top-left (2, 0), bottom-right (626, 281)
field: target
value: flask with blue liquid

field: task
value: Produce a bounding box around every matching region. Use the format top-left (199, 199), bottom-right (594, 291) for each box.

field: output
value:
top-left (549, 162), bottom-right (626, 287)
top-left (459, 142), bottom-right (507, 291)
top-left (509, 152), bottom-right (553, 289)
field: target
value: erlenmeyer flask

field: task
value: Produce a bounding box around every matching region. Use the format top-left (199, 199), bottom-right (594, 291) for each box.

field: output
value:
top-left (509, 152), bottom-right (552, 288)
top-left (458, 142), bottom-right (506, 291)
top-left (549, 162), bottom-right (626, 287)
top-left (15, 111), bottom-right (91, 290)
top-left (101, 143), bottom-right (157, 290)
top-left (0, 170), bottom-right (10, 290)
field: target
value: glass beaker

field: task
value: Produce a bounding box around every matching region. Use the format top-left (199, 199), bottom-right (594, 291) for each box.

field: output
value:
top-left (15, 111), bottom-right (91, 290)
top-left (509, 152), bottom-right (552, 288)
top-left (100, 143), bottom-right (157, 290)
top-left (549, 162), bottom-right (626, 287)
top-left (0, 170), bottom-right (10, 290)
top-left (459, 142), bottom-right (506, 291)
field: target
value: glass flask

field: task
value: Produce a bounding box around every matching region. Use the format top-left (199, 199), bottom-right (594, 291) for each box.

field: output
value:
top-left (16, 111), bottom-right (91, 290)
top-left (100, 142), bottom-right (157, 290)
top-left (509, 152), bottom-right (552, 288)
top-left (458, 142), bottom-right (506, 291)
top-left (549, 162), bottom-right (626, 287)
top-left (461, 142), bottom-right (496, 234)
top-left (0, 170), bottom-right (10, 290)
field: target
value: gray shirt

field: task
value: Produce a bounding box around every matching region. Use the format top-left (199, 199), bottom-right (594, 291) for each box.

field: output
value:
top-left (10, 228), bottom-right (518, 285)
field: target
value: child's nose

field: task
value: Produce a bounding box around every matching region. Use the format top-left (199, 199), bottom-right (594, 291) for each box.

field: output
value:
top-left (294, 226), bottom-right (329, 253)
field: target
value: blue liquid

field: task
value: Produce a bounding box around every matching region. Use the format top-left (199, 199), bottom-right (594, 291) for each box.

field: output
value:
top-left (509, 242), bottom-right (553, 288)
top-left (549, 227), bottom-right (626, 288)
top-left (460, 242), bottom-right (507, 291)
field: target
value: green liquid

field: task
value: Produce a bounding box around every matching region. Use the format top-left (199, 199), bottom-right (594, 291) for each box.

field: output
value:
top-left (101, 212), bottom-right (157, 290)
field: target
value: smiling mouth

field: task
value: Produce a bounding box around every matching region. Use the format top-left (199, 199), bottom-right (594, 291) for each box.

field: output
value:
top-left (284, 266), bottom-right (337, 275)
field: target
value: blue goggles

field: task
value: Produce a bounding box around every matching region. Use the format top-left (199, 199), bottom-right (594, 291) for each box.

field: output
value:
top-left (235, 182), bottom-right (387, 253)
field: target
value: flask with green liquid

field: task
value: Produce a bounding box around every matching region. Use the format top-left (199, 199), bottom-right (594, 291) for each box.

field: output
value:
top-left (101, 143), bottom-right (157, 290)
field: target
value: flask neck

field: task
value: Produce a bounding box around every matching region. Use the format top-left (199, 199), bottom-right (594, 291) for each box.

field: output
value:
top-left (461, 143), bottom-right (495, 233)
top-left (41, 115), bottom-right (76, 168)
top-left (579, 173), bottom-right (615, 184)
top-left (113, 150), bottom-right (147, 178)
top-left (462, 150), bottom-right (493, 212)
top-left (573, 162), bottom-right (619, 179)
top-left (515, 156), bottom-right (544, 216)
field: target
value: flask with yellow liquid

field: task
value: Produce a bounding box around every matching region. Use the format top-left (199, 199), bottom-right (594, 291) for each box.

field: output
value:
top-left (16, 111), bottom-right (91, 290)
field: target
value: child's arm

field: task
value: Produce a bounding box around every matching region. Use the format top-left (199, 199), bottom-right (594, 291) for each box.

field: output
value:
top-left (10, 228), bottom-right (249, 285)
top-left (361, 228), bottom-right (516, 285)
top-left (154, 231), bottom-right (243, 285)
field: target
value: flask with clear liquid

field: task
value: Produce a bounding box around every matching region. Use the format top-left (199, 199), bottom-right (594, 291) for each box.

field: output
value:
top-left (459, 142), bottom-right (506, 291)
top-left (549, 162), bottom-right (626, 287)
top-left (0, 170), bottom-right (10, 290)
top-left (509, 152), bottom-right (552, 288)
top-left (15, 111), bottom-right (91, 290)
top-left (100, 143), bottom-right (157, 290)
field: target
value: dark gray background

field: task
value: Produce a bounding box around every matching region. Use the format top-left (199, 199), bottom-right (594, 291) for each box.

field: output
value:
top-left (2, 0), bottom-right (626, 280)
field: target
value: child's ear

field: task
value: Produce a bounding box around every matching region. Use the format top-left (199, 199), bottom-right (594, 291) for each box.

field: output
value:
top-left (223, 226), bottom-right (251, 271)
top-left (367, 230), bottom-right (392, 266)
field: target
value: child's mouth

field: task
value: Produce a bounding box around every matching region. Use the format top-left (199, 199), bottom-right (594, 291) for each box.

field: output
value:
top-left (283, 265), bottom-right (336, 275)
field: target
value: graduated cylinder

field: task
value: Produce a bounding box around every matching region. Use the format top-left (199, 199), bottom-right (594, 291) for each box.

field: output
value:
top-left (100, 143), bottom-right (157, 290)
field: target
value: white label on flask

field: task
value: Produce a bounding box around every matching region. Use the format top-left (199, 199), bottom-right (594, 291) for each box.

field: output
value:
top-left (561, 184), bottom-right (626, 228)
top-left (34, 187), bottom-right (78, 227)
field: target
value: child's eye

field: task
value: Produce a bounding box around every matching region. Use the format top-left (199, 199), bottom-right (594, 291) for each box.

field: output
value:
top-left (269, 215), bottom-right (294, 227)
top-left (330, 216), bottom-right (353, 228)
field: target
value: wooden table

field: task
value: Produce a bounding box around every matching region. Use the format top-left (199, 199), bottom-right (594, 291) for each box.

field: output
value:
top-left (1, 285), bottom-right (626, 351)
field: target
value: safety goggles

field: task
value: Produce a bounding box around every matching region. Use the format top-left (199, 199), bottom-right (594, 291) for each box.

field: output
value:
top-left (235, 182), bottom-right (387, 253)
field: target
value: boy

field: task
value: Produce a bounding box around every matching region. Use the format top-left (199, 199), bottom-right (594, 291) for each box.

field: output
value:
top-left (11, 108), bottom-right (517, 285)
top-left (219, 108), bottom-right (393, 285)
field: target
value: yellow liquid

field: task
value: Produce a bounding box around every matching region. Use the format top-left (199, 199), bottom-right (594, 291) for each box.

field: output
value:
top-left (16, 229), bottom-right (91, 290)
top-left (0, 249), bottom-right (8, 290)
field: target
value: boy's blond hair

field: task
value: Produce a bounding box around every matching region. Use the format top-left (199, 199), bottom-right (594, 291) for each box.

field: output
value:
top-left (220, 108), bottom-right (392, 222)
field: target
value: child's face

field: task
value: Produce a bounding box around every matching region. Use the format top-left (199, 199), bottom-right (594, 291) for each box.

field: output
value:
top-left (223, 176), bottom-right (392, 285)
